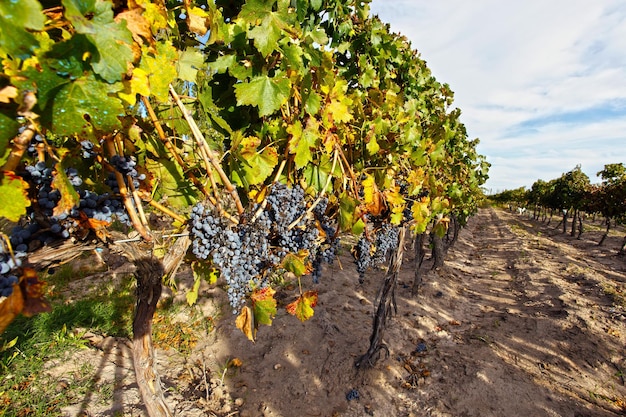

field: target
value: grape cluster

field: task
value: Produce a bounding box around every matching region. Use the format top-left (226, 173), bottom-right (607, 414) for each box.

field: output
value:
top-left (310, 197), bottom-right (339, 283)
top-left (189, 183), bottom-right (340, 312)
top-left (13, 154), bottom-right (134, 257)
top-left (353, 224), bottom-right (400, 283)
top-left (80, 140), bottom-right (97, 159)
top-left (110, 155), bottom-right (145, 189)
top-left (264, 183), bottom-right (320, 259)
top-left (26, 133), bottom-right (45, 156)
top-left (354, 236), bottom-right (372, 283)
top-left (345, 389), bottom-right (360, 401)
top-left (372, 223), bottom-right (399, 265)
top-left (0, 245), bottom-right (25, 298)
top-left (190, 203), bottom-right (272, 313)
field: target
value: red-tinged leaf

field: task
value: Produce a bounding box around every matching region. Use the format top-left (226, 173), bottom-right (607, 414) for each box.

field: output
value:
top-left (286, 290), bottom-right (318, 322)
top-left (20, 268), bottom-right (49, 308)
top-left (0, 172), bottom-right (30, 222)
top-left (51, 163), bottom-right (79, 217)
top-left (0, 284), bottom-right (24, 334)
top-left (75, 211), bottom-right (110, 241)
top-left (235, 305), bottom-right (255, 342)
top-left (251, 287), bottom-right (276, 326)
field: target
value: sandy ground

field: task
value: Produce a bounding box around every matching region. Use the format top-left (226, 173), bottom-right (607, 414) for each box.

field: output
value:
top-left (47, 207), bottom-right (626, 416)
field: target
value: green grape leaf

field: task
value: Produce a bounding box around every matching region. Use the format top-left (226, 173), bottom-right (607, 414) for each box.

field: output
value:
top-left (198, 87), bottom-right (233, 133)
top-left (177, 48), bottom-right (205, 82)
top-left (307, 28), bottom-right (328, 46)
top-left (234, 74), bottom-right (291, 117)
top-left (239, 0), bottom-right (293, 57)
top-left (209, 54), bottom-right (237, 74)
top-left (231, 135), bottom-right (278, 186)
top-left (310, 0), bottom-right (323, 11)
top-left (251, 287), bottom-right (277, 326)
top-left (430, 142), bottom-right (446, 164)
top-left (281, 253), bottom-right (308, 277)
top-left (303, 91), bottom-right (321, 115)
top-left (0, 26), bottom-right (40, 61)
top-left (88, 23), bottom-right (134, 83)
top-left (0, 0), bottom-right (44, 59)
top-left (366, 135), bottom-right (380, 155)
top-left (431, 196), bottom-right (449, 214)
top-left (52, 76), bottom-right (124, 136)
top-left (0, 112), bottom-right (19, 155)
top-left (63, 0), bottom-right (134, 83)
top-left (302, 153), bottom-right (336, 193)
top-left (0, 0), bottom-right (44, 30)
top-left (186, 274), bottom-right (201, 306)
top-left (139, 42), bottom-right (179, 102)
top-left (187, 262), bottom-right (218, 304)
top-left (338, 194), bottom-right (357, 231)
top-left (433, 217), bottom-right (449, 237)
top-left (205, 2), bottom-right (227, 45)
top-left (351, 218), bottom-right (365, 236)
top-left (281, 43), bottom-right (304, 69)
top-left (51, 162), bottom-right (80, 217)
top-left (15, 61), bottom-right (72, 111)
top-left (411, 198), bottom-right (430, 234)
top-left (286, 290), bottom-right (318, 322)
top-left (0, 172), bottom-right (31, 222)
top-left (145, 158), bottom-right (198, 210)
top-left (247, 17), bottom-right (283, 57)
top-left (287, 118), bottom-right (319, 169)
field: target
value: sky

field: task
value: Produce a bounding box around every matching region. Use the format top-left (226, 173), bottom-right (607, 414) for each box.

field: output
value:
top-left (369, 0), bottom-right (626, 193)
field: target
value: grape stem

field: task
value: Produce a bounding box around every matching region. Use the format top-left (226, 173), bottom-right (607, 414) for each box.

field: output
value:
top-left (113, 134), bottom-right (150, 228)
top-left (2, 122), bottom-right (36, 172)
top-left (169, 85), bottom-right (244, 215)
top-left (104, 136), bottom-right (152, 241)
top-left (141, 96), bottom-right (238, 224)
top-left (140, 96), bottom-right (211, 198)
top-left (144, 197), bottom-right (187, 224)
top-left (249, 159), bottom-right (287, 223)
top-left (336, 145), bottom-right (359, 200)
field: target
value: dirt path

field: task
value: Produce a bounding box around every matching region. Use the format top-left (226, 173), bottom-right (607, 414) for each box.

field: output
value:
top-left (405, 208), bottom-right (626, 417)
top-left (48, 207), bottom-right (626, 416)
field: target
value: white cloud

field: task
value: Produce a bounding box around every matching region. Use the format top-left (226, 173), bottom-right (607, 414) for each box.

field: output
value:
top-left (369, 0), bottom-right (626, 191)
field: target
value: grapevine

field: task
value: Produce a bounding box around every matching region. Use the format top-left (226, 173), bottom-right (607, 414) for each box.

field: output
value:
top-left (0, 0), bottom-right (489, 415)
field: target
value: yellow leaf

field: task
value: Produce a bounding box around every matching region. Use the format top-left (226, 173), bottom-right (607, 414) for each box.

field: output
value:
top-left (187, 6), bottom-right (209, 35)
top-left (412, 197), bottom-right (431, 234)
top-left (235, 306), bottom-right (255, 342)
top-left (0, 285), bottom-right (24, 335)
top-left (362, 174), bottom-right (376, 204)
top-left (0, 86), bottom-right (18, 103)
top-left (228, 357), bottom-right (243, 368)
top-left (362, 174), bottom-right (384, 216)
top-left (119, 67), bottom-right (151, 105)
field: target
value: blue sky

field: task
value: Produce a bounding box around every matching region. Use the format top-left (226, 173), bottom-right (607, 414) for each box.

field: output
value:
top-left (369, 0), bottom-right (626, 192)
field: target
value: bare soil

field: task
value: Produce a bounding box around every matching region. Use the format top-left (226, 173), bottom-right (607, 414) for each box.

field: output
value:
top-left (48, 207), bottom-right (626, 416)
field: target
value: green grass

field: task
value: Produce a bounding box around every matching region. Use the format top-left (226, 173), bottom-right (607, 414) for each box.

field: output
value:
top-left (0, 270), bottom-right (136, 417)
